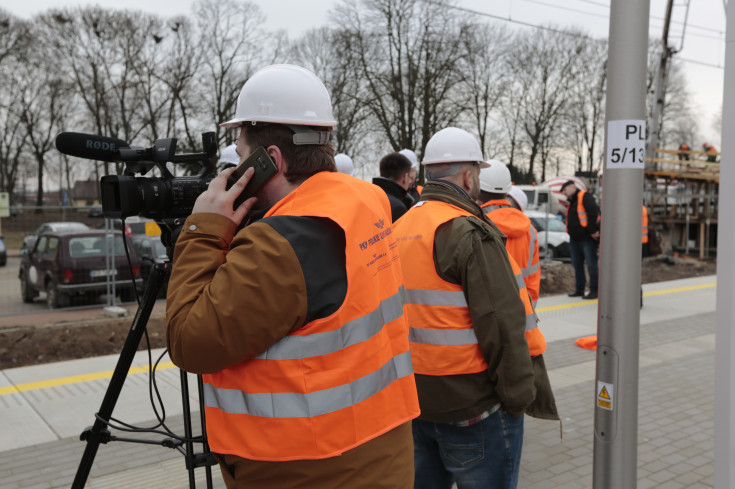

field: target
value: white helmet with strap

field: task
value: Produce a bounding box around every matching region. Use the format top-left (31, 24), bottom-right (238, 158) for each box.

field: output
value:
top-left (220, 64), bottom-right (336, 145)
top-left (421, 127), bottom-right (489, 167)
top-left (479, 159), bottom-right (512, 193)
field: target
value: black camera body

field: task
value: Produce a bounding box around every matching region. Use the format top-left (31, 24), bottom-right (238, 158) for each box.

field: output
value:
top-left (56, 131), bottom-right (218, 220)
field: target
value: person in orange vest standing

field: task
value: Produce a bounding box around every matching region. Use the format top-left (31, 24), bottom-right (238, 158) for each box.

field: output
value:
top-left (478, 160), bottom-right (541, 307)
top-left (561, 179), bottom-right (600, 299)
top-left (166, 64), bottom-right (420, 489)
top-left (394, 127), bottom-right (554, 489)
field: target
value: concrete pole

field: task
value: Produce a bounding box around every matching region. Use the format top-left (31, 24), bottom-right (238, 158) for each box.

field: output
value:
top-left (593, 1), bottom-right (649, 488)
top-left (715, 2), bottom-right (735, 487)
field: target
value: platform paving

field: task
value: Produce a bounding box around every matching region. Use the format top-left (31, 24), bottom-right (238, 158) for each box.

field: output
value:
top-left (0, 275), bottom-right (718, 488)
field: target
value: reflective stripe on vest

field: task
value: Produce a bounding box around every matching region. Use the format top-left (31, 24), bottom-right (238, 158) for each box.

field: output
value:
top-left (577, 190), bottom-right (589, 227)
top-left (202, 172), bottom-right (419, 461)
top-left (204, 350), bottom-right (414, 418)
top-left (395, 201), bottom-right (488, 376)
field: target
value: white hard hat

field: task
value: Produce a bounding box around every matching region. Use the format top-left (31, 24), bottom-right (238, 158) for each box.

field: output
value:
top-left (479, 160), bottom-right (511, 193)
top-left (399, 149), bottom-right (419, 168)
top-left (218, 144), bottom-right (240, 165)
top-left (334, 153), bottom-right (354, 175)
top-left (220, 64), bottom-right (337, 129)
top-left (421, 127), bottom-right (489, 167)
top-left (507, 185), bottom-right (528, 212)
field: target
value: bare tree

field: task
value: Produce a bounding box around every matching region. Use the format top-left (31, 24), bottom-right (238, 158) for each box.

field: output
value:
top-left (335, 0), bottom-right (469, 163)
top-left (194, 0), bottom-right (266, 148)
top-left (0, 11), bottom-right (30, 199)
top-left (456, 22), bottom-right (509, 155)
top-left (16, 48), bottom-right (74, 208)
top-left (506, 27), bottom-right (588, 181)
top-left (290, 26), bottom-right (373, 164)
top-left (565, 37), bottom-right (607, 173)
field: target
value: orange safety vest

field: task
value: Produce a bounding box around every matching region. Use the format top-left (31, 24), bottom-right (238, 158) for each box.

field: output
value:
top-left (481, 199), bottom-right (541, 306)
top-left (416, 185), bottom-right (423, 196)
top-left (642, 205), bottom-right (649, 244)
top-left (202, 172), bottom-right (419, 461)
top-left (395, 201), bottom-right (545, 375)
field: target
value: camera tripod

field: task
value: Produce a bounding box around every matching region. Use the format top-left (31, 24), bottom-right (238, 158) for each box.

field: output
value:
top-left (71, 261), bottom-right (217, 489)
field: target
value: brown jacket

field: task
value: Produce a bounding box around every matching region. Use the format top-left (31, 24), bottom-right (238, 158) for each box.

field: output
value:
top-left (166, 176), bottom-right (414, 488)
top-left (404, 181), bottom-right (558, 422)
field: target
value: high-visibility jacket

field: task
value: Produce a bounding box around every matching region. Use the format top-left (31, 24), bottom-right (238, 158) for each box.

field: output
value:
top-left (396, 201), bottom-right (545, 376)
top-left (202, 172), bottom-right (419, 461)
top-left (573, 190), bottom-right (589, 228)
top-left (481, 199), bottom-right (541, 306)
top-left (642, 204), bottom-right (649, 244)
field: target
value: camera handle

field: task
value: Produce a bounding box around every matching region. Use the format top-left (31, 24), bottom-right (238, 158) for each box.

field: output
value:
top-left (72, 262), bottom-right (216, 489)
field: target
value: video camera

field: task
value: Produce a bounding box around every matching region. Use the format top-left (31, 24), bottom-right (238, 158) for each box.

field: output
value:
top-left (55, 131), bottom-right (218, 220)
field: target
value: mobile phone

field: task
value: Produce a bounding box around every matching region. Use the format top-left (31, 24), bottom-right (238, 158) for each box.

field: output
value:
top-left (226, 146), bottom-right (278, 209)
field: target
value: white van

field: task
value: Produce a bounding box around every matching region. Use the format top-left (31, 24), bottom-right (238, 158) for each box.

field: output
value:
top-left (517, 185), bottom-right (565, 216)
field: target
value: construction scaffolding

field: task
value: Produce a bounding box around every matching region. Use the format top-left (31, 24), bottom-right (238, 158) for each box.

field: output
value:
top-left (644, 147), bottom-right (720, 259)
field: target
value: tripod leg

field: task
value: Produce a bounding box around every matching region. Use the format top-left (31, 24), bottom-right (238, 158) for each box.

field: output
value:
top-left (72, 263), bottom-right (168, 489)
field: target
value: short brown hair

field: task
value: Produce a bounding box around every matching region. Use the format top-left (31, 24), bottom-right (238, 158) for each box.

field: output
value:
top-left (242, 124), bottom-right (336, 184)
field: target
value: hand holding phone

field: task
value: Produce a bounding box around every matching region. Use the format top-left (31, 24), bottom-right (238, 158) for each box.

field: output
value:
top-left (226, 146), bottom-right (278, 210)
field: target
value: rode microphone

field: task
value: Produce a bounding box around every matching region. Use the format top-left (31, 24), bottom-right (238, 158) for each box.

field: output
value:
top-left (55, 132), bottom-right (130, 162)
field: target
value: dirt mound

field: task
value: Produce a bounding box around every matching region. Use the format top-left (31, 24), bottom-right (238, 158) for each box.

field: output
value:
top-left (0, 255), bottom-right (717, 370)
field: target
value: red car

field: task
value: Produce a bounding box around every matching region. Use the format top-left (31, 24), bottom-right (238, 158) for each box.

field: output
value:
top-left (19, 229), bottom-right (143, 308)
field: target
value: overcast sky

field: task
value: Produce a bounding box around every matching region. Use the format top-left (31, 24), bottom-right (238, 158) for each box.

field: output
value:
top-left (4, 0), bottom-right (729, 146)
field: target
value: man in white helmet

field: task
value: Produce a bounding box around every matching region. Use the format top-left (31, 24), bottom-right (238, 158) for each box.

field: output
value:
top-left (478, 161), bottom-right (541, 306)
top-left (399, 148), bottom-right (422, 201)
top-left (393, 127), bottom-right (538, 489)
top-left (218, 143), bottom-right (240, 168)
top-left (166, 64), bottom-right (419, 489)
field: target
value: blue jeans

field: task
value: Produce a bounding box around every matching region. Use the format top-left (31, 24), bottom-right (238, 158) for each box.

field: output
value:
top-left (413, 410), bottom-right (524, 489)
top-left (569, 239), bottom-right (599, 294)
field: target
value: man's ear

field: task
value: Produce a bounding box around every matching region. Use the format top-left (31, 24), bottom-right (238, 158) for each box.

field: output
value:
top-left (266, 145), bottom-right (285, 175)
top-left (400, 171), bottom-right (411, 189)
top-left (462, 167), bottom-right (473, 192)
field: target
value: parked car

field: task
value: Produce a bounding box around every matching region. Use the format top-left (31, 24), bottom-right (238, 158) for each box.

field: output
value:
top-left (0, 236), bottom-right (6, 266)
top-left (19, 229), bottom-right (142, 308)
top-left (87, 206), bottom-right (104, 218)
top-left (21, 222), bottom-right (90, 256)
top-left (525, 210), bottom-right (571, 259)
top-left (130, 234), bottom-right (169, 296)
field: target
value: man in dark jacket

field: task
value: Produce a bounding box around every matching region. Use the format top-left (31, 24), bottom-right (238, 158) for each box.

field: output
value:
top-left (561, 180), bottom-right (600, 299)
top-left (372, 152), bottom-right (414, 221)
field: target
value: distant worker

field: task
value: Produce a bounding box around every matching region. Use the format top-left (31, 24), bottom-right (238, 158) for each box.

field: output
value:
top-left (678, 143), bottom-right (690, 161)
top-left (334, 152), bottom-right (354, 175)
top-left (218, 143), bottom-right (240, 170)
top-left (394, 127), bottom-right (542, 489)
top-left (641, 203), bottom-right (649, 308)
top-left (702, 142), bottom-right (718, 163)
top-left (400, 148), bottom-right (422, 201)
top-left (372, 152), bottom-right (414, 221)
top-left (561, 180), bottom-right (600, 300)
top-left (478, 160), bottom-right (541, 307)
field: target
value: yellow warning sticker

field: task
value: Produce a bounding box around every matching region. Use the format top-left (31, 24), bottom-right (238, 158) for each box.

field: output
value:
top-left (597, 381), bottom-right (614, 411)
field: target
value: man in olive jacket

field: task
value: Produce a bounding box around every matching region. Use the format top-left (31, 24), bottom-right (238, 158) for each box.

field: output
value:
top-left (394, 127), bottom-right (557, 489)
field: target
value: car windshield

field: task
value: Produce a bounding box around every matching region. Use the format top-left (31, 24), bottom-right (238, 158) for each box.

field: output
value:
top-left (69, 236), bottom-right (127, 258)
top-left (533, 217), bottom-right (567, 232)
